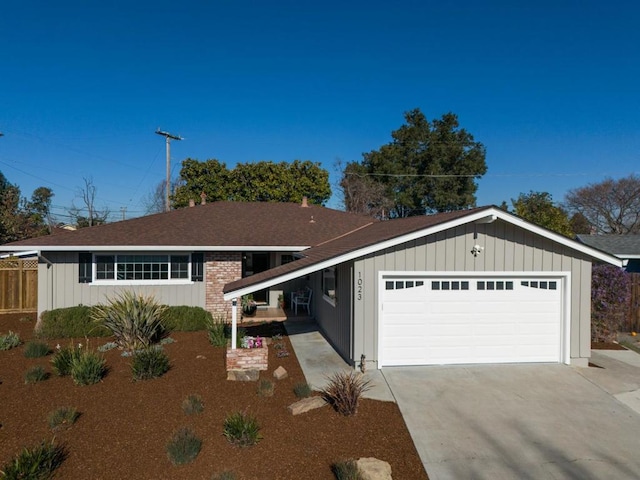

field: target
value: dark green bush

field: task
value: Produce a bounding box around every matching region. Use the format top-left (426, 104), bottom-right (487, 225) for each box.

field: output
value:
top-left (24, 366), bottom-right (48, 384)
top-left (332, 459), bottom-right (362, 480)
top-left (38, 306), bottom-right (111, 339)
top-left (223, 412), bottom-right (262, 448)
top-left (70, 349), bottom-right (106, 386)
top-left (24, 341), bottom-right (51, 358)
top-left (0, 439), bottom-right (66, 480)
top-left (182, 394), bottom-right (204, 415)
top-left (131, 347), bottom-right (170, 381)
top-left (166, 427), bottom-right (202, 466)
top-left (47, 407), bottom-right (80, 431)
top-left (293, 382), bottom-right (313, 398)
top-left (162, 306), bottom-right (212, 332)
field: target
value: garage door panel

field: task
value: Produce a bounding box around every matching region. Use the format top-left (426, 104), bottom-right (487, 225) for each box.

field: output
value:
top-left (381, 275), bottom-right (563, 366)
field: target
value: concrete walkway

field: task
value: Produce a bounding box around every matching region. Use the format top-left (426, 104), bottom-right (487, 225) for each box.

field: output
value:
top-left (284, 318), bottom-right (394, 402)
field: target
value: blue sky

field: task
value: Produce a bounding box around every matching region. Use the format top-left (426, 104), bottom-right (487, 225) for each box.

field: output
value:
top-left (1, 0), bottom-right (638, 222)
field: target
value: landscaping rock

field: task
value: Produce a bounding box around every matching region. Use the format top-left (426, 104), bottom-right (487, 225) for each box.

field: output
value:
top-left (196, 355), bottom-right (206, 360)
top-left (227, 369), bottom-right (260, 382)
top-left (273, 366), bottom-right (288, 380)
top-left (357, 457), bottom-right (392, 480)
top-left (288, 396), bottom-right (327, 415)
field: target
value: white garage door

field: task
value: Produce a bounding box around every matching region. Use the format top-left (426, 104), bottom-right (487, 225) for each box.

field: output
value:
top-left (380, 276), bottom-right (563, 366)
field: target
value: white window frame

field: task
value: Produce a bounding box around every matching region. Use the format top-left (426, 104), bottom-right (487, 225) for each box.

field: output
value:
top-left (91, 252), bottom-right (193, 286)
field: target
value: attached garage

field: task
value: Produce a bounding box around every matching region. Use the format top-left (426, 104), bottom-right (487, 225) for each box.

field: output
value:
top-left (379, 274), bottom-right (567, 366)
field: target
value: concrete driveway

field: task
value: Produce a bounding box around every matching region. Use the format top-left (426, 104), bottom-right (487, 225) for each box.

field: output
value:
top-left (383, 362), bottom-right (640, 480)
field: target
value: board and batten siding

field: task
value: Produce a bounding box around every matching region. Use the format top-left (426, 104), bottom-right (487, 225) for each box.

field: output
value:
top-left (37, 252), bottom-right (205, 317)
top-left (310, 262), bottom-right (353, 364)
top-left (352, 220), bottom-right (592, 367)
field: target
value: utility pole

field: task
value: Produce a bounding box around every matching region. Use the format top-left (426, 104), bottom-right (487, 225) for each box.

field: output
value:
top-left (120, 207), bottom-right (127, 221)
top-left (155, 129), bottom-right (183, 212)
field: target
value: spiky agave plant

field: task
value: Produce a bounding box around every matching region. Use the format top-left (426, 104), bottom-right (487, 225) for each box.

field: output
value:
top-left (91, 291), bottom-right (167, 352)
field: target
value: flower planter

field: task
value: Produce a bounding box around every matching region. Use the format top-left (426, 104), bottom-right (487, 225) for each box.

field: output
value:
top-left (226, 340), bottom-right (268, 376)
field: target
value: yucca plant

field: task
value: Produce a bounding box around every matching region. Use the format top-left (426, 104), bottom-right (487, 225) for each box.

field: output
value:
top-left (321, 371), bottom-right (372, 416)
top-left (0, 439), bottom-right (66, 480)
top-left (91, 291), bottom-right (167, 351)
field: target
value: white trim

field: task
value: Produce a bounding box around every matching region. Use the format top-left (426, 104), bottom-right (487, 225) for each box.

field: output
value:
top-left (224, 207), bottom-right (621, 299)
top-left (323, 295), bottom-right (337, 307)
top-left (377, 271), bottom-right (572, 368)
top-left (1, 245), bottom-right (310, 253)
top-left (90, 252), bottom-right (192, 285)
top-left (0, 250), bottom-right (38, 258)
top-left (619, 254), bottom-right (640, 259)
top-left (91, 280), bottom-right (194, 286)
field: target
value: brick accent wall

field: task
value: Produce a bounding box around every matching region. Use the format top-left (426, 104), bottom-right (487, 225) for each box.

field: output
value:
top-left (226, 344), bottom-right (269, 371)
top-left (205, 252), bottom-right (242, 317)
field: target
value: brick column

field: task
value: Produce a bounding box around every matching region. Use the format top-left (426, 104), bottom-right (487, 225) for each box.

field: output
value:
top-left (205, 252), bottom-right (242, 317)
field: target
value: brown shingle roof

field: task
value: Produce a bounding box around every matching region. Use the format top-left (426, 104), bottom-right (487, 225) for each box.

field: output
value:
top-left (223, 207), bottom-right (489, 293)
top-left (2, 202), bottom-right (376, 249)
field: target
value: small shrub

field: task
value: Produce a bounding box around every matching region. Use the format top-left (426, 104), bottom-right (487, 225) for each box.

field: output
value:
top-left (166, 427), bottom-right (202, 466)
top-left (0, 331), bottom-right (21, 351)
top-left (131, 347), bottom-right (170, 381)
top-left (38, 306), bottom-right (111, 338)
top-left (0, 439), bottom-right (66, 480)
top-left (223, 412), bottom-right (262, 447)
top-left (24, 366), bottom-right (48, 384)
top-left (236, 328), bottom-right (247, 348)
top-left (332, 459), bottom-right (362, 480)
top-left (256, 379), bottom-right (274, 397)
top-left (51, 344), bottom-right (82, 377)
top-left (47, 407), bottom-right (80, 431)
top-left (206, 314), bottom-right (228, 347)
top-left (182, 394), bottom-right (204, 415)
top-left (70, 348), bottom-right (106, 386)
top-left (91, 291), bottom-right (167, 351)
top-left (162, 306), bottom-right (212, 332)
top-left (211, 472), bottom-right (237, 480)
top-left (293, 382), bottom-right (313, 398)
top-left (24, 341), bottom-right (51, 358)
top-left (321, 371), bottom-right (372, 416)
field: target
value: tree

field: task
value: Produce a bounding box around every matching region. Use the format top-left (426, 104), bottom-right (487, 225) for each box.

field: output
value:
top-left (0, 171), bottom-right (53, 243)
top-left (172, 159), bottom-right (331, 208)
top-left (143, 179), bottom-right (179, 215)
top-left (339, 161), bottom-right (392, 218)
top-left (346, 109), bottom-right (487, 217)
top-left (565, 174), bottom-right (640, 234)
top-left (511, 191), bottom-right (574, 237)
top-left (68, 177), bottom-right (109, 228)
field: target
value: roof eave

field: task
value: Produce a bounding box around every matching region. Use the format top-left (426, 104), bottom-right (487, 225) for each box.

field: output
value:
top-left (1, 245), bottom-right (310, 252)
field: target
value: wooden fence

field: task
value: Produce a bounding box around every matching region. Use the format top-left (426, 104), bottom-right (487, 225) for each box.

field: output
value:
top-left (0, 258), bottom-right (38, 313)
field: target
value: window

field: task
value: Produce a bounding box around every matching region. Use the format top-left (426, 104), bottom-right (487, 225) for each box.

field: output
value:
top-left (322, 267), bottom-right (336, 300)
top-left (84, 254), bottom-right (197, 283)
top-left (79, 253), bottom-right (92, 283)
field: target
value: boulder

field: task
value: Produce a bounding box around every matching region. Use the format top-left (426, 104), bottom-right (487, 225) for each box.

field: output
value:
top-left (227, 369), bottom-right (260, 382)
top-left (273, 366), bottom-right (288, 380)
top-left (288, 396), bottom-right (327, 415)
top-left (356, 457), bottom-right (392, 480)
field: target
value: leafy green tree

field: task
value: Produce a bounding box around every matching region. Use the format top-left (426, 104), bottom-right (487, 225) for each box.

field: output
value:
top-left (511, 191), bottom-right (574, 237)
top-left (0, 171), bottom-right (53, 243)
top-left (172, 159), bottom-right (331, 208)
top-left (565, 174), bottom-right (640, 234)
top-left (347, 109), bottom-right (487, 217)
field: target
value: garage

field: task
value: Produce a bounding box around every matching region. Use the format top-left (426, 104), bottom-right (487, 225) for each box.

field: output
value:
top-left (379, 275), bottom-right (565, 366)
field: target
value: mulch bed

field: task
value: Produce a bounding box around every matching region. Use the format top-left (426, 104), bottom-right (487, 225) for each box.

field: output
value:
top-left (0, 313), bottom-right (428, 479)
top-left (591, 342), bottom-right (627, 350)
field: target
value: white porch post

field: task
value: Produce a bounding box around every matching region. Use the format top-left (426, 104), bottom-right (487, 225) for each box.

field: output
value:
top-left (231, 298), bottom-right (237, 350)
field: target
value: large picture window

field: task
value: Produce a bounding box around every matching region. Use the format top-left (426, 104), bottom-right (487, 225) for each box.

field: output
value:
top-left (90, 254), bottom-right (193, 283)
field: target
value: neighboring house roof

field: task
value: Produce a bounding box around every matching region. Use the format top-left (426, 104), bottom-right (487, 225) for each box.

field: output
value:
top-left (223, 206), bottom-right (623, 299)
top-left (576, 234), bottom-right (640, 259)
top-left (1, 202), bottom-right (376, 251)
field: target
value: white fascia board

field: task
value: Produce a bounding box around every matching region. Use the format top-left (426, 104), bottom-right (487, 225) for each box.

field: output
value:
top-left (1, 245), bottom-right (310, 252)
top-left (618, 254), bottom-right (640, 259)
top-left (0, 250), bottom-right (38, 258)
top-left (223, 207), bottom-right (623, 299)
